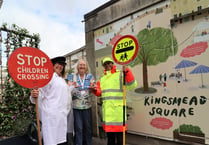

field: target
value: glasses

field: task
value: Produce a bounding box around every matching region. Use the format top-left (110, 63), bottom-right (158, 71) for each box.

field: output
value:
top-left (103, 61), bottom-right (112, 66)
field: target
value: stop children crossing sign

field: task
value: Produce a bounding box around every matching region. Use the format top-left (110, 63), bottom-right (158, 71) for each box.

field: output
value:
top-left (8, 47), bottom-right (53, 88)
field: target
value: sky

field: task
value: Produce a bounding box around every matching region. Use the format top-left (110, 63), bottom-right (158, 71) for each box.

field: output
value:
top-left (0, 0), bottom-right (109, 60)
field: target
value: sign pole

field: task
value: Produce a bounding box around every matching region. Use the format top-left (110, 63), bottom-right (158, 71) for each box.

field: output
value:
top-left (35, 97), bottom-right (42, 145)
top-left (33, 83), bottom-right (42, 145)
top-left (112, 35), bottom-right (139, 145)
top-left (122, 65), bottom-right (126, 145)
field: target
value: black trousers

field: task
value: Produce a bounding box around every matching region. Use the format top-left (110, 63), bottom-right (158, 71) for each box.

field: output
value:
top-left (107, 132), bottom-right (123, 145)
top-left (58, 142), bottom-right (67, 145)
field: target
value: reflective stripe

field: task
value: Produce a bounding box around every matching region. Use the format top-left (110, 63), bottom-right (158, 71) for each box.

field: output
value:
top-left (103, 124), bottom-right (127, 132)
top-left (126, 79), bottom-right (136, 86)
top-left (102, 96), bottom-right (123, 101)
top-left (103, 121), bottom-right (126, 126)
top-left (102, 89), bottom-right (123, 93)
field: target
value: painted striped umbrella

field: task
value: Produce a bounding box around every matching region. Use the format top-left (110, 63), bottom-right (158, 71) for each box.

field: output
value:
top-left (175, 60), bottom-right (197, 81)
top-left (190, 65), bottom-right (209, 88)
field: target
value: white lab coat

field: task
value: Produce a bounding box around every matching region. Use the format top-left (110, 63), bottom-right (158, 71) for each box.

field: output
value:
top-left (31, 72), bottom-right (72, 145)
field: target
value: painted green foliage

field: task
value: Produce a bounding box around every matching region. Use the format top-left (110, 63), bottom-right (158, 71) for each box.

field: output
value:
top-left (174, 124), bottom-right (203, 134)
top-left (130, 27), bottom-right (178, 66)
top-left (129, 27), bottom-right (178, 92)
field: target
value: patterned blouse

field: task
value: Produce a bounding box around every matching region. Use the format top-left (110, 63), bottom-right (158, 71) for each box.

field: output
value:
top-left (67, 73), bottom-right (95, 109)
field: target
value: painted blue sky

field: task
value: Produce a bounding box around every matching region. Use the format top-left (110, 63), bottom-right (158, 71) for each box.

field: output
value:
top-left (0, 0), bottom-right (109, 59)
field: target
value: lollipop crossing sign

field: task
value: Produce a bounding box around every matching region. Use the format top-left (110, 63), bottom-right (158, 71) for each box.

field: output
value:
top-left (112, 35), bottom-right (139, 65)
top-left (8, 47), bottom-right (53, 88)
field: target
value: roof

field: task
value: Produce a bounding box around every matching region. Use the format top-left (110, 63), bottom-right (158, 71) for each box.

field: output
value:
top-left (64, 46), bottom-right (86, 57)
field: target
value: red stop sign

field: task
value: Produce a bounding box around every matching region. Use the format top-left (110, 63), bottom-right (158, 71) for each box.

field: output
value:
top-left (8, 47), bottom-right (53, 88)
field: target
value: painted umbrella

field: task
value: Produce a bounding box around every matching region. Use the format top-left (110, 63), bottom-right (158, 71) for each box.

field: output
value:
top-left (175, 60), bottom-right (197, 81)
top-left (190, 65), bottom-right (209, 88)
top-left (192, 21), bottom-right (209, 32)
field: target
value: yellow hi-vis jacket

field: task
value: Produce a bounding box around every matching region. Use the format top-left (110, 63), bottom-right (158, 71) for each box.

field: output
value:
top-left (94, 65), bottom-right (137, 132)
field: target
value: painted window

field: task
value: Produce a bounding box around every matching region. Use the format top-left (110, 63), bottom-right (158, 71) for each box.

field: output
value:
top-left (197, 6), bottom-right (202, 11)
top-left (184, 16), bottom-right (190, 22)
top-left (131, 25), bottom-right (134, 32)
top-left (155, 8), bottom-right (163, 14)
top-left (197, 6), bottom-right (202, 15)
top-left (106, 27), bottom-right (109, 33)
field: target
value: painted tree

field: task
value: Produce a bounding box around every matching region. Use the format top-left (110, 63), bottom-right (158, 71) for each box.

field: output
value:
top-left (129, 27), bottom-right (178, 92)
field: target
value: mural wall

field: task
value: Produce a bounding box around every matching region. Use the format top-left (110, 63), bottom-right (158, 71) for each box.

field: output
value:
top-left (94, 1), bottom-right (209, 144)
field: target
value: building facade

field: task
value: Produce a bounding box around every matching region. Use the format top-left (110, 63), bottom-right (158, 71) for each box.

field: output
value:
top-left (84, 0), bottom-right (209, 144)
top-left (0, 0), bottom-right (3, 9)
top-left (64, 46), bottom-right (86, 75)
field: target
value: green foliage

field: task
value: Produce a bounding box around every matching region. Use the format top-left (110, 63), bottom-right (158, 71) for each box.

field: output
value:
top-left (0, 24), bottom-right (40, 138)
top-left (0, 76), bottom-right (36, 138)
top-left (174, 124), bottom-right (203, 134)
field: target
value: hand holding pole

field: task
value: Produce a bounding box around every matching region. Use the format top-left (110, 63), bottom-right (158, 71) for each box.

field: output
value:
top-left (31, 87), bottom-right (42, 145)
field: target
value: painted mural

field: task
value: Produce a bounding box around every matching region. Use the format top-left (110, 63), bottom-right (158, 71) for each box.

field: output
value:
top-left (94, 1), bottom-right (209, 144)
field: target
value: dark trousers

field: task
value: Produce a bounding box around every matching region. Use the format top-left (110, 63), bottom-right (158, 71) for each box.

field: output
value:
top-left (74, 108), bottom-right (92, 145)
top-left (107, 132), bottom-right (123, 145)
top-left (58, 142), bottom-right (67, 145)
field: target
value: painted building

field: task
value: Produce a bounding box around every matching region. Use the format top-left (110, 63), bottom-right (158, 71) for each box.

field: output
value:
top-left (84, 0), bottom-right (209, 144)
top-left (171, 0), bottom-right (209, 17)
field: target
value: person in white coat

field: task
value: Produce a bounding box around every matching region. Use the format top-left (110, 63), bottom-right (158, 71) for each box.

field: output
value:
top-left (31, 56), bottom-right (72, 145)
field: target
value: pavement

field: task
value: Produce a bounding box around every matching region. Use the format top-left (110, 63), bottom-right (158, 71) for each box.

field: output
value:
top-left (0, 133), bottom-right (203, 145)
top-left (92, 133), bottom-right (203, 145)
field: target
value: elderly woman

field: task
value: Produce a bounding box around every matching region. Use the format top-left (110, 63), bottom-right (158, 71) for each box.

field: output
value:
top-left (67, 60), bottom-right (95, 145)
top-left (31, 56), bottom-right (72, 145)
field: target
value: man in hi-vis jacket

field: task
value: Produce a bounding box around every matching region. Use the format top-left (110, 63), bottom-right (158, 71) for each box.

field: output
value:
top-left (92, 57), bottom-right (137, 145)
